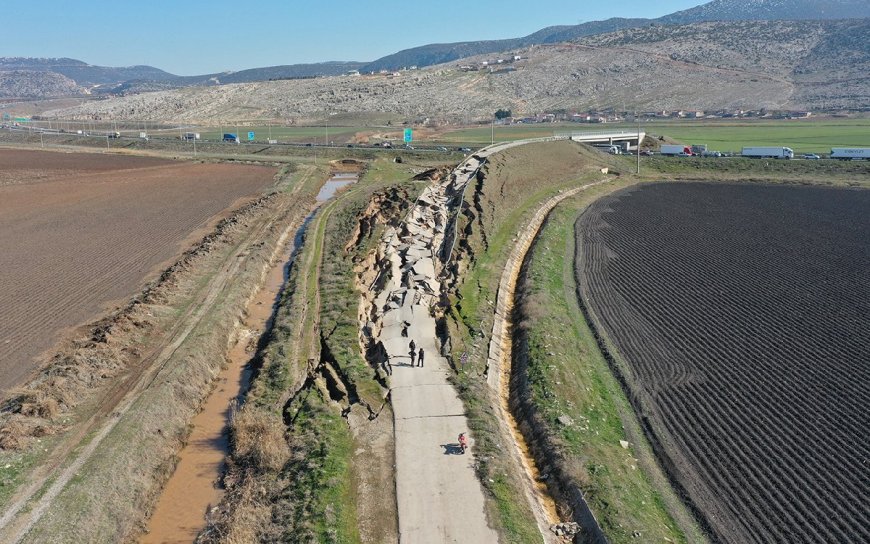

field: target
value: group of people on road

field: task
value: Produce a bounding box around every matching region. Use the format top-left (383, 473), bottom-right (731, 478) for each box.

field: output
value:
top-left (408, 339), bottom-right (424, 367)
top-left (376, 338), bottom-right (426, 377)
top-left (384, 339), bottom-right (470, 454)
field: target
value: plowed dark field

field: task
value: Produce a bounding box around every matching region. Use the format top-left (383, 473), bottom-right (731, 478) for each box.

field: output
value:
top-left (575, 182), bottom-right (870, 544)
top-left (0, 149), bottom-right (275, 390)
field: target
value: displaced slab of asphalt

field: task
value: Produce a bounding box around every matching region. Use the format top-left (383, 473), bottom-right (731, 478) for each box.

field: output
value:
top-left (373, 153), bottom-right (499, 543)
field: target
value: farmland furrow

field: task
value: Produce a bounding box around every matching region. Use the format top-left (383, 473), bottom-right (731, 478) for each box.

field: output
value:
top-left (575, 182), bottom-right (870, 543)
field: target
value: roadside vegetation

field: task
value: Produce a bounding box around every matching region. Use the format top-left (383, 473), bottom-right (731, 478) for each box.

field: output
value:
top-left (632, 154), bottom-right (870, 186)
top-left (443, 141), bottom-right (632, 542)
top-left (513, 188), bottom-right (698, 542)
top-left (438, 118), bottom-right (870, 154)
top-left (203, 155), bottom-right (445, 543)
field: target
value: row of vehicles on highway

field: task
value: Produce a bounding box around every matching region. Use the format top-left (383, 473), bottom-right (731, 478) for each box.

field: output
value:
top-left (3, 124), bottom-right (473, 152)
top-left (659, 144), bottom-right (870, 160)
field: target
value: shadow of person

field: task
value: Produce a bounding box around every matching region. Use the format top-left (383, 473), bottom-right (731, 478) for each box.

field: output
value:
top-left (441, 443), bottom-right (464, 455)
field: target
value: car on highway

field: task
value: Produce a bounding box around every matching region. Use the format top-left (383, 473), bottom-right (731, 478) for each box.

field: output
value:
top-left (802, 153), bottom-right (820, 160)
top-left (437, 146), bottom-right (448, 152)
top-left (458, 147), bottom-right (472, 152)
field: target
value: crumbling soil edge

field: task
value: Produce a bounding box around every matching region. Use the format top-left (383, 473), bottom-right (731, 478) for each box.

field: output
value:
top-left (483, 179), bottom-right (610, 541)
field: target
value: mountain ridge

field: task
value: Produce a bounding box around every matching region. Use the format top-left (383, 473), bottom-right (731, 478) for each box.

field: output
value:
top-left (2, 0), bottom-right (869, 98)
top-left (43, 19), bottom-right (870, 120)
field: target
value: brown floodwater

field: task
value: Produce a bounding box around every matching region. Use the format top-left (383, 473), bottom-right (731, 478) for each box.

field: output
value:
top-left (140, 171), bottom-right (358, 543)
top-left (140, 224), bottom-right (301, 543)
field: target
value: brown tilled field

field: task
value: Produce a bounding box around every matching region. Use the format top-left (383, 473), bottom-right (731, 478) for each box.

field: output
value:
top-left (577, 182), bottom-right (870, 544)
top-left (0, 149), bottom-right (276, 390)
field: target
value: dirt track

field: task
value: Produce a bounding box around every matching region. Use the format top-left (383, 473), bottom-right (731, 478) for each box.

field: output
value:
top-left (0, 149), bottom-right (275, 390)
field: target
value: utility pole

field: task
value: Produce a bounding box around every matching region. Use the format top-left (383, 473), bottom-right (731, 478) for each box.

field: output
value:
top-left (491, 118), bottom-right (494, 145)
top-left (636, 116), bottom-right (641, 175)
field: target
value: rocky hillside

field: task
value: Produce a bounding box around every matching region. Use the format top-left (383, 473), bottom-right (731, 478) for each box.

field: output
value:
top-left (0, 70), bottom-right (83, 98)
top-left (0, 57), bottom-right (174, 88)
top-left (0, 57), bottom-right (366, 98)
top-left (362, 0), bottom-right (870, 71)
top-left (5, 1), bottom-right (869, 98)
top-left (360, 18), bottom-right (650, 72)
top-left (42, 19), bottom-right (869, 122)
top-left (660, 0), bottom-right (870, 24)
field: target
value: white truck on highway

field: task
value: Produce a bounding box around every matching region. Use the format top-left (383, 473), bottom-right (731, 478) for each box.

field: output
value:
top-left (660, 144), bottom-right (692, 156)
top-left (593, 144), bottom-right (621, 154)
top-left (741, 146), bottom-right (794, 159)
top-left (830, 147), bottom-right (870, 160)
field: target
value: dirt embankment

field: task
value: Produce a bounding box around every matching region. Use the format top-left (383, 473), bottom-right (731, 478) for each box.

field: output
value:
top-left (0, 163), bottom-right (320, 543)
top-left (200, 180), bottom-right (415, 543)
top-left (0, 149), bottom-right (275, 393)
top-left (512, 230), bottom-right (608, 544)
top-left (0, 188), bottom-right (280, 448)
top-left (437, 142), bottom-right (634, 541)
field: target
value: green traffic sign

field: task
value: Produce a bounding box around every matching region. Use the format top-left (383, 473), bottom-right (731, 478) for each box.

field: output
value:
top-left (403, 128), bottom-right (412, 142)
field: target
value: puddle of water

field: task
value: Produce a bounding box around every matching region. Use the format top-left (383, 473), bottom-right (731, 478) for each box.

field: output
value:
top-left (316, 172), bottom-right (358, 202)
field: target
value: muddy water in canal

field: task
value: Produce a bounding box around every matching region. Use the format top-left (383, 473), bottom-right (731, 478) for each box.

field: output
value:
top-left (141, 172), bottom-right (357, 543)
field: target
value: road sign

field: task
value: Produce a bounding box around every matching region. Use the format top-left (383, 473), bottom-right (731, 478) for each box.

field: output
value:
top-left (14, 117), bottom-right (29, 123)
top-left (2, 113), bottom-right (10, 120)
top-left (248, 131), bottom-right (255, 141)
top-left (403, 128), bottom-right (412, 143)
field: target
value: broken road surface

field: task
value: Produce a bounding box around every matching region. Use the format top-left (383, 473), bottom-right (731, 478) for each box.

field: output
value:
top-left (372, 154), bottom-right (498, 543)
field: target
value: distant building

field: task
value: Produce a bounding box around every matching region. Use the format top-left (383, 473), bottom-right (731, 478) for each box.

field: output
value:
top-left (347, 70), bottom-right (360, 77)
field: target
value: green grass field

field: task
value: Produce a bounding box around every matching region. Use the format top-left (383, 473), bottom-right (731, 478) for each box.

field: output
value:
top-left (439, 118), bottom-right (870, 154)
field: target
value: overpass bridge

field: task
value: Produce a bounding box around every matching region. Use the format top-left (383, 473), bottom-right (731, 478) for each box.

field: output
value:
top-left (555, 129), bottom-right (646, 151)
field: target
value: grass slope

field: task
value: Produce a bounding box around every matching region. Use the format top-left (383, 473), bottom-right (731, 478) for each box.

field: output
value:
top-left (516, 187), bottom-right (693, 542)
top-left (446, 141), bottom-right (619, 542)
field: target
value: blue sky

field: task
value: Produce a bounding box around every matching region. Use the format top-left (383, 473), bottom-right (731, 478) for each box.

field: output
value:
top-left (5, 0), bottom-right (704, 75)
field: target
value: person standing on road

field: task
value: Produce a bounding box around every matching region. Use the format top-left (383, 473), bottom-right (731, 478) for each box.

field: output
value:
top-left (374, 340), bottom-right (391, 375)
top-left (418, 348), bottom-right (425, 367)
top-left (409, 340), bottom-right (417, 366)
